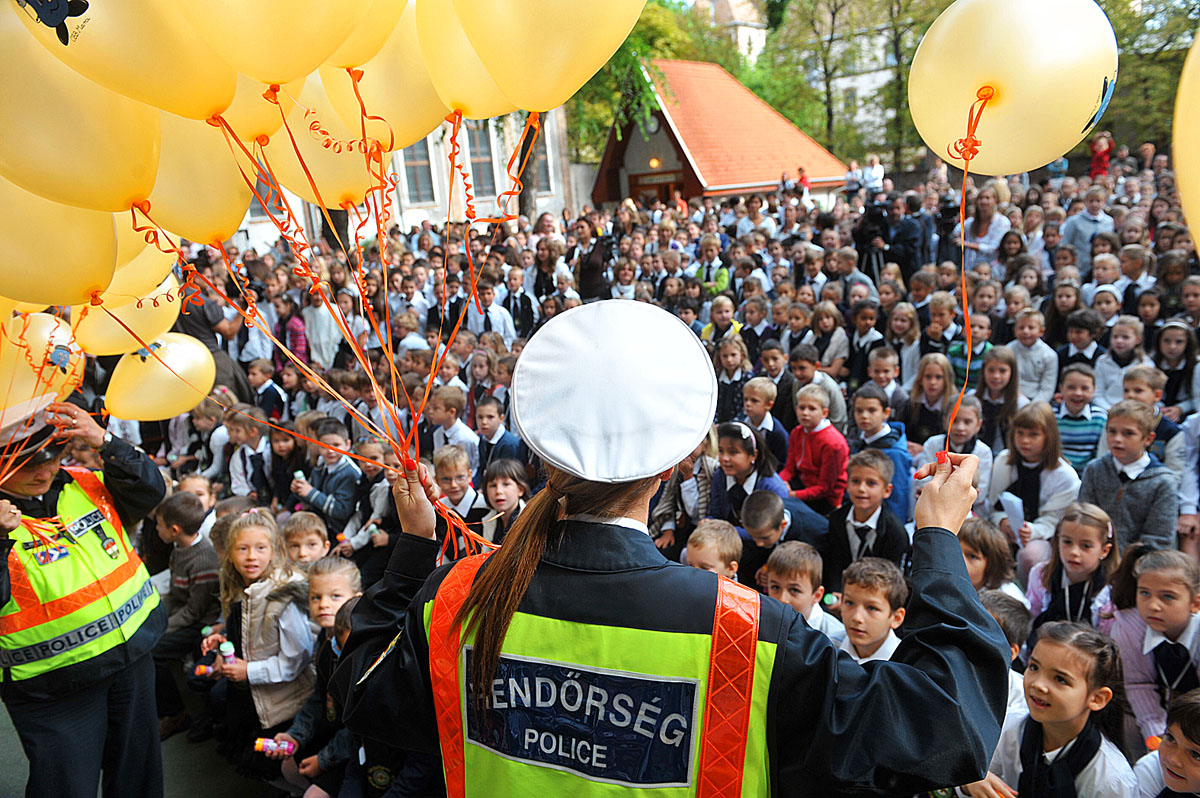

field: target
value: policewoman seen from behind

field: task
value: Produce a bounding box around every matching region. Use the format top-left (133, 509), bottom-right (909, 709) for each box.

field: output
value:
top-left (335, 302), bottom-right (1010, 796)
top-left (0, 402), bottom-right (166, 798)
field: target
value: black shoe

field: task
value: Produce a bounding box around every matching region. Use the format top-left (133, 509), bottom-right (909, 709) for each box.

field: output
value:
top-left (185, 711), bottom-right (214, 743)
top-left (159, 711), bottom-right (191, 741)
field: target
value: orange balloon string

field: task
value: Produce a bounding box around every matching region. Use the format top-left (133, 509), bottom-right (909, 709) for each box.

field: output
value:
top-left (176, 99), bottom-right (543, 560)
top-left (941, 86), bottom-right (994, 463)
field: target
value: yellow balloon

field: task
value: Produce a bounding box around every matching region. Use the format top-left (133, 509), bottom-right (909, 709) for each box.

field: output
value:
top-left (178, 0), bottom-right (371, 85)
top-left (0, 11), bottom-right (160, 212)
top-left (10, 0), bottom-right (236, 120)
top-left (74, 274), bottom-right (182, 357)
top-left (106, 333), bottom-right (216, 421)
top-left (321, 4), bottom-right (449, 152)
top-left (221, 74), bottom-right (307, 144)
top-left (0, 313), bottom-right (85, 418)
top-left (113, 216), bottom-right (150, 269)
top-left (908, 0), bottom-right (1117, 177)
top-left (415, 0), bottom-right (517, 120)
top-left (148, 112), bottom-right (255, 245)
top-left (451, 0), bottom-right (645, 112)
top-left (325, 0), bottom-right (409, 68)
top-left (1175, 39), bottom-right (1200, 227)
top-left (262, 75), bottom-right (377, 209)
top-left (0, 175), bottom-right (116, 305)
top-left (104, 246), bottom-right (177, 305)
top-left (0, 298), bottom-right (48, 317)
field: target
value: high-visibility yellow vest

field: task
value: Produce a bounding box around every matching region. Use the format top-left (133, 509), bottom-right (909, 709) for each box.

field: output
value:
top-left (427, 553), bottom-right (767, 798)
top-left (0, 467), bottom-right (159, 681)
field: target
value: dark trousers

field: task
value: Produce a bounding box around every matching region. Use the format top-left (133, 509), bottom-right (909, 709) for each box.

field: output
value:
top-left (153, 624), bottom-right (202, 717)
top-left (5, 654), bottom-right (163, 798)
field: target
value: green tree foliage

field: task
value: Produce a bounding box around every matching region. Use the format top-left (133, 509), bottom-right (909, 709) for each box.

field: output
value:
top-left (566, 0), bottom-right (1194, 172)
top-left (564, 1), bottom-right (690, 163)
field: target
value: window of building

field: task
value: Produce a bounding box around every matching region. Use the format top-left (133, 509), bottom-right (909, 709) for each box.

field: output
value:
top-left (403, 138), bottom-right (435, 204)
top-left (466, 121), bottom-right (496, 197)
top-left (247, 170), bottom-right (273, 219)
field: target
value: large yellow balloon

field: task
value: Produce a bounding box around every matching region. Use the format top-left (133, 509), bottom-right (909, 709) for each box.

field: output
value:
top-left (221, 74), bottom-right (307, 144)
top-left (0, 313), bottom-right (85, 424)
top-left (322, 4), bottom-right (449, 152)
top-left (148, 112), bottom-right (254, 245)
top-left (0, 175), bottom-right (116, 305)
top-left (908, 0), bottom-right (1117, 177)
top-left (0, 11), bottom-right (160, 211)
top-left (262, 75), bottom-right (377, 209)
top-left (74, 274), bottom-right (182, 357)
top-left (178, 0), bottom-right (371, 85)
top-left (451, 0), bottom-right (645, 112)
top-left (106, 333), bottom-right (216, 421)
top-left (325, 0), bottom-right (409, 69)
top-left (414, 0), bottom-right (516, 120)
top-left (1175, 38), bottom-right (1200, 226)
top-left (10, 0), bottom-right (236, 120)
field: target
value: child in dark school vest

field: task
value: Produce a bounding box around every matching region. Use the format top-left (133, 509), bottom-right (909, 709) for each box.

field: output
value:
top-left (963, 622), bottom-right (1136, 797)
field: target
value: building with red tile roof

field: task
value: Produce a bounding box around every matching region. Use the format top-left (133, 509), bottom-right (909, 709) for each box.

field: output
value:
top-left (592, 59), bottom-right (847, 207)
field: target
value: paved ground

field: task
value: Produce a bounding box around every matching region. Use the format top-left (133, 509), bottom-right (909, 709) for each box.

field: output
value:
top-left (0, 670), bottom-right (270, 798)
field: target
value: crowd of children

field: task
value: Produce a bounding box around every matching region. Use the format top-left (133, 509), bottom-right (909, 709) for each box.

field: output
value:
top-left (99, 140), bottom-right (1200, 796)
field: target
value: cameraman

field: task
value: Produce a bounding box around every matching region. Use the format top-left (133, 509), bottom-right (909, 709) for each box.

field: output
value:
top-left (864, 194), bottom-right (923, 282)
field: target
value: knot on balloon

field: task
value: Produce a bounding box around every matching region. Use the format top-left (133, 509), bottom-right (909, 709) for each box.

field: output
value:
top-left (948, 133), bottom-right (982, 163)
top-left (945, 85), bottom-right (995, 166)
top-left (89, 291), bottom-right (103, 307)
top-left (349, 69), bottom-right (364, 83)
top-left (205, 115), bottom-right (222, 128)
top-left (132, 199), bottom-right (152, 215)
top-left (263, 85), bottom-right (281, 105)
top-left (255, 134), bottom-right (270, 148)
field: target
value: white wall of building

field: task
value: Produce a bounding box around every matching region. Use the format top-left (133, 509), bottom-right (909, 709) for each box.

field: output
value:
top-left (235, 107), bottom-right (572, 253)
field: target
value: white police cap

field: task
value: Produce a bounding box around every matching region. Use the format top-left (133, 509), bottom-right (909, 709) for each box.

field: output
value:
top-left (510, 301), bottom-right (717, 483)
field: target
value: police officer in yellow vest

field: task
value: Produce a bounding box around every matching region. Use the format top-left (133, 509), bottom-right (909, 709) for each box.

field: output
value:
top-left (0, 402), bottom-right (166, 798)
top-left (334, 302), bottom-right (1011, 796)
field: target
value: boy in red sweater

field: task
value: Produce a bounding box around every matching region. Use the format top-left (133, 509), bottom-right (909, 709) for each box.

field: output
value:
top-left (779, 384), bottom-right (849, 515)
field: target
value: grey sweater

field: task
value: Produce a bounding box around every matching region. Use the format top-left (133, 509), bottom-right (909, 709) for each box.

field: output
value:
top-left (164, 536), bottom-right (221, 633)
top-left (1078, 454), bottom-right (1178, 552)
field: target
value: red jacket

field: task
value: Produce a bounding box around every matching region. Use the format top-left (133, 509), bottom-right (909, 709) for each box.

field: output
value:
top-left (779, 422), bottom-right (848, 507)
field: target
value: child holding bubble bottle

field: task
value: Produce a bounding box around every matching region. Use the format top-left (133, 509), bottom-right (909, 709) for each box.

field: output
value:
top-left (200, 509), bottom-right (315, 781)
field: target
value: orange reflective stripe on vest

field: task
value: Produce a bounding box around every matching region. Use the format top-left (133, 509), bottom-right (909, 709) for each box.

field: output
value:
top-left (429, 552), bottom-right (491, 798)
top-left (697, 577), bottom-right (761, 797)
top-left (62, 466), bottom-right (128, 541)
top-left (0, 468), bottom-right (140, 636)
top-left (428, 557), bottom-right (760, 797)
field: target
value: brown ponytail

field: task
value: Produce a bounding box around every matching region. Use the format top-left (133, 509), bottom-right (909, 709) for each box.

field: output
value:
top-left (452, 466), bottom-right (659, 707)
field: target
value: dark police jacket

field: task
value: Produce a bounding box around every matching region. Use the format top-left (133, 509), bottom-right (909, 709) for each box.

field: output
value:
top-left (0, 437), bottom-right (166, 702)
top-left (333, 520), bottom-right (1008, 796)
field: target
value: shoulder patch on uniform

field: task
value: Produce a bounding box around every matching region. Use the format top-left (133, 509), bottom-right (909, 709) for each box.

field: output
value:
top-left (463, 648), bottom-right (698, 788)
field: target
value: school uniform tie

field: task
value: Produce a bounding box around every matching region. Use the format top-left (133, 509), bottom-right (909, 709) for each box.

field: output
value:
top-left (1153, 640), bottom-right (1200, 703)
top-left (483, 309), bottom-right (493, 333)
top-left (727, 484), bottom-right (747, 519)
top-left (854, 526), bottom-right (873, 559)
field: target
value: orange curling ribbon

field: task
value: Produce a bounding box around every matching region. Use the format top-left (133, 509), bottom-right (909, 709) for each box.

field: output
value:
top-left (939, 86), bottom-right (994, 464)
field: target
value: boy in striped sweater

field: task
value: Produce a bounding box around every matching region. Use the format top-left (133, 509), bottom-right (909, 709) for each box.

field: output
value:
top-left (1053, 363), bottom-right (1108, 472)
